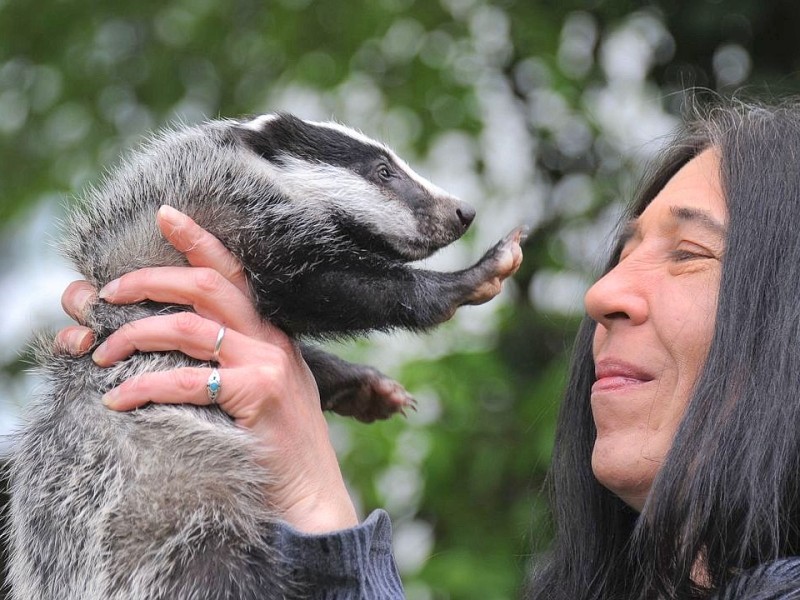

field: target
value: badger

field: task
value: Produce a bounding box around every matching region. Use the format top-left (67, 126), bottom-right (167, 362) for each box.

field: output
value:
top-left (7, 113), bottom-right (524, 599)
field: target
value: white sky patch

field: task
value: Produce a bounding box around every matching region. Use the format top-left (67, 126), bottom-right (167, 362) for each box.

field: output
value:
top-left (0, 199), bottom-right (78, 442)
top-left (0, 201), bottom-right (76, 362)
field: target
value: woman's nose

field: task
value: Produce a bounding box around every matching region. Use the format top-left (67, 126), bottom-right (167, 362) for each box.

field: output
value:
top-left (584, 261), bottom-right (648, 328)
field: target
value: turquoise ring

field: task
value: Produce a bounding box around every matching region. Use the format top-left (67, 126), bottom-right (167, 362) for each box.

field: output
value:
top-left (207, 368), bottom-right (221, 404)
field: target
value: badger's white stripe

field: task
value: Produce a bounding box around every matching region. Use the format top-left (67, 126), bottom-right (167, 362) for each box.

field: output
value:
top-left (241, 114), bottom-right (280, 131)
top-left (311, 120), bottom-right (452, 200)
top-left (245, 153), bottom-right (421, 243)
top-left (309, 120), bottom-right (388, 153)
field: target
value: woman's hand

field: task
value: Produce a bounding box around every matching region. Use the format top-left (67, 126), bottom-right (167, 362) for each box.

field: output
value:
top-left (57, 205), bottom-right (358, 534)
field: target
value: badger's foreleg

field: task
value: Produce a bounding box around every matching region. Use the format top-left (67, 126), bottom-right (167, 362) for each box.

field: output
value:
top-left (308, 226), bottom-right (524, 332)
top-left (300, 344), bottom-right (415, 422)
top-left (407, 226), bottom-right (524, 322)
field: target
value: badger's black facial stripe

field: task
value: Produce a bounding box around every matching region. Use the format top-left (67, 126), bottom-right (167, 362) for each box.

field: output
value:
top-left (237, 113), bottom-right (387, 172)
top-left (363, 159), bottom-right (431, 210)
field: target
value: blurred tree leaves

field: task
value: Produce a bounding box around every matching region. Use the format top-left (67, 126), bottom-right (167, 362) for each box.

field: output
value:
top-left (5, 1), bottom-right (800, 599)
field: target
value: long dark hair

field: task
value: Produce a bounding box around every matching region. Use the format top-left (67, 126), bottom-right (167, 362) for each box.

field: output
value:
top-left (527, 100), bottom-right (800, 599)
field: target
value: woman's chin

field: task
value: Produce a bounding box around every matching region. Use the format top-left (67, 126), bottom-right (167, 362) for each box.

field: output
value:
top-left (591, 441), bottom-right (658, 511)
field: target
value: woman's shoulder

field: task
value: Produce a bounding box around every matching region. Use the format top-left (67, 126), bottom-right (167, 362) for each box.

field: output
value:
top-left (713, 558), bottom-right (800, 599)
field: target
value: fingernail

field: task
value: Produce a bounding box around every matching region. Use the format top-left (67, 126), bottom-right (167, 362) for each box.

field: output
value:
top-left (102, 387), bottom-right (119, 407)
top-left (74, 287), bottom-right (96, 318)
top-left (158, 205), bottom-right (193, 252)
top-left (69, 329), bottom-right (92, 353)
top-left (158, 204), bottom-right (183, 222)
top-left (98, 279), bottom-right (119, 300)
top-left (92, 342), bottom-right (108, 365)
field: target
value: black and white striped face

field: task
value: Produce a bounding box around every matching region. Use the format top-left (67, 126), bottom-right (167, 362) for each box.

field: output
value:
top-left (237, 113), bottom-right (475, 260)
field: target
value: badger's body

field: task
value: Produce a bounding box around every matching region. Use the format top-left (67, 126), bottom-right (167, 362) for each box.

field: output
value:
top-left (8, 114), bottom-right (522, 599)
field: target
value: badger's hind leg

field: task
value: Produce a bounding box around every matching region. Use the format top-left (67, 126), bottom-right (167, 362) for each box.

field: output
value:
top-left (281, 227), bottom-right (524, 337)
top-left (301, 345), bottom-right (415, 422)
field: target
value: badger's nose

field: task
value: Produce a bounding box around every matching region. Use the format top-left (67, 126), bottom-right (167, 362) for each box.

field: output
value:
top-left (456, 202), bottom-right (476, 230)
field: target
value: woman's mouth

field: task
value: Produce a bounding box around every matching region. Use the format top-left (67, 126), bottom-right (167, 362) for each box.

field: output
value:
top-left (591, 359), bottom-right (655, 394)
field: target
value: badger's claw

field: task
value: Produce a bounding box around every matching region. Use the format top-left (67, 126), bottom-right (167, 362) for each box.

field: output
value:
top-left (370, 376), bottom-right (417, 419)
top-left (323, 368), bottom-right (416, 423)
top-left (466, 226), bottom-right (525, 305)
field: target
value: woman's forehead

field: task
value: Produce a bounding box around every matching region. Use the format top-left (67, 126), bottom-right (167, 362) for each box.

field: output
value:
top-left (623, 149), bottom-right (727, 244)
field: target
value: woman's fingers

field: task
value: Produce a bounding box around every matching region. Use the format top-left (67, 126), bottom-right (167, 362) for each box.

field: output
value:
top-left (102, 366), bottom-right (212, 411)
top-left (56, 280), bottom-right (97, 356)
top-left (61, 280), bottom-right (97, 324)
top-left (91, 312), bottom-right (293, 368)
top-left (101, 362), bottom-right (309, 433)
top-left (92, 313), bottom-right (253, 367)
top-left (156, 205), bottom-right (249, 295)
top-left (98, 266), bottom-right (260, 334)
top-left (102, 366), bottom-right (277, 425)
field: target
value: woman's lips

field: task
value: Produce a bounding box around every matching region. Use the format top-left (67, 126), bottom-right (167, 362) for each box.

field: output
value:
top-left (591, 359), bottom-right (655, 394)
top-left (591, 376), bottom-right (649, 393)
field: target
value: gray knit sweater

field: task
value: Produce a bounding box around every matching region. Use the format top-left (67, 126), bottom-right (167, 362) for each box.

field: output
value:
top-left (276, 509), bottom-right (405, 599)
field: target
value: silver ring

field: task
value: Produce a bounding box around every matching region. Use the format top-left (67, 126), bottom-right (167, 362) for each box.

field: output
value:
top-left (207, 368), bottom-right (221, 404)
top-left (211, 326), bottom-right (226, 364)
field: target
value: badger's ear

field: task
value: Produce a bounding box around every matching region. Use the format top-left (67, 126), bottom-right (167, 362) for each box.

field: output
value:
top-left (239, 113), bottom-right (281, 132)
top-left (236, 115), bottom-right (281, 161)
top-left (236, 113), bottom-right (305, 162)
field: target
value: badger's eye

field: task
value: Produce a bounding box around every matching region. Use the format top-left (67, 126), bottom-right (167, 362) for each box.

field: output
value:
top-left (376, 164), bottom-right (393, 181)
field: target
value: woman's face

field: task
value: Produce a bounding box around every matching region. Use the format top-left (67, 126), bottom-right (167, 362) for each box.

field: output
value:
top-left (584, 149), bottom-right (726, 511)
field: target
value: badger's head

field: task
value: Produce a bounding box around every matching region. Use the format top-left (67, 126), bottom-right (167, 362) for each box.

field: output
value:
top-left (236, 113), bottom-right (475, 261)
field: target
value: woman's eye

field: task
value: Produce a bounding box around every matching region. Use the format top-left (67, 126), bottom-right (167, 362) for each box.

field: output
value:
top-left (669, 248), bottom-right (712, 262)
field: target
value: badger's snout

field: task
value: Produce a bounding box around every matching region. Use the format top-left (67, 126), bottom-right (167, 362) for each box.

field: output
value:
top-left (439, 196), bottom-right (475, 237)
top-left (455, 202), bottom-right (476, 231)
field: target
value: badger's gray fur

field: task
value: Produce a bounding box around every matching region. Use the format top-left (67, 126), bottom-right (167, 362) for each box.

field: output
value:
top-left (7, 113), bottom-right (523, 599)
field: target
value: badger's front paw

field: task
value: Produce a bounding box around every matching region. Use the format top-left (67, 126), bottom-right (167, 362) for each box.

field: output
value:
top-left (465, 227), bottom-right (525, 305)
top-left (323, 368), bottom-right (416, 423)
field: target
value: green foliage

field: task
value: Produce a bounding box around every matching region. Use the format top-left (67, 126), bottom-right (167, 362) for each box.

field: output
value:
top-left (5, 0), bottom-right (800, 598)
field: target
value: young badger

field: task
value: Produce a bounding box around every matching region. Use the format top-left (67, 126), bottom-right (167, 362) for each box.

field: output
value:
top-left (8, 113), bottom-right (524, 599)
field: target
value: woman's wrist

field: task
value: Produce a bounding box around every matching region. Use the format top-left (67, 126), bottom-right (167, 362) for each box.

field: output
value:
top-left (282, 485), bottom-right (359, 534)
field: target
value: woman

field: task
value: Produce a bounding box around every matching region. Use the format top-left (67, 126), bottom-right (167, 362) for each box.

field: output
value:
top-left (57, 101), bottom-right (800, 598)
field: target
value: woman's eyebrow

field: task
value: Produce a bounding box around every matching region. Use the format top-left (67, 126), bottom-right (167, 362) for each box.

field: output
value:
top-left (669, 205), bottom-right (727, 237)
top-left (618, 205), bottom-right (726, 250)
